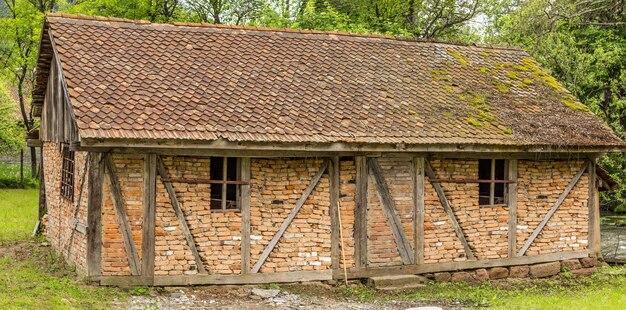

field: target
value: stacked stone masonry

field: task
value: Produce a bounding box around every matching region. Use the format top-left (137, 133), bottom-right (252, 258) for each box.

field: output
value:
top-left (42, 142), bottom-right (89, 273)
top-left (250, 158), bottom-right (332, 273)
top-left (426, 256), bottom-right (597, 282)
top-left (43, 150), bottom-right (592, 279)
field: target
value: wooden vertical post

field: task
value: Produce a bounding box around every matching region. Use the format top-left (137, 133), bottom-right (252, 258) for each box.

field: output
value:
top-left (507, 159), bottom-right (518, 258)
top-left (240, 158), bottom-right (251, 274)
top-left (413, 157), bottom-right (425, 265)
top-left (38, 147), bottom-right (46, 221)
top-left (330, 157), bottom-right (341, 270)
top-left (142, 153), bottom-right (157, 281)
top-left (222, 157), bottom-right (228, 210)
top-left (87, 152), bottom-right (104, 277)
top-left (587, 158), bottom-right (597, 255)
top-left (489, 159), bottom-right (496, 205)
top-left (354, 156), bottom-right (368, 269)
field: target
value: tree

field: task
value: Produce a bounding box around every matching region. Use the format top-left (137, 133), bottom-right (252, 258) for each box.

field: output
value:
top-left (0, 0), bottom-right (43, 177)
top-left (495, 0), bottom-right (626, 211)
top-left (0, 83), bottom-right (24, 155)
top-left (315, 0), bottom-right (490, 39)
top-left (186, 0), bottom-right (264, 24)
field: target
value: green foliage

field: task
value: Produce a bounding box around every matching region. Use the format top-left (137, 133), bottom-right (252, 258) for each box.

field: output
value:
top-left (0, 162), bottom-right (38, 189)
top-left (495, 0), bottom-right (626, 211)
top-left (0, 85), bottom-right (25, 155)
top-left (129, 286), bottom-right (151, 296)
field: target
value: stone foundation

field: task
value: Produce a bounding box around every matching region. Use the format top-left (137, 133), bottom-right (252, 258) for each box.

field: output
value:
top-left (424, 256), bottom-right (597, 282)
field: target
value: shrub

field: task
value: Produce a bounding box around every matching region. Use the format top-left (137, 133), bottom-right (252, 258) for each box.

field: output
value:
top-left (0, 162), bottom-right (38, 189)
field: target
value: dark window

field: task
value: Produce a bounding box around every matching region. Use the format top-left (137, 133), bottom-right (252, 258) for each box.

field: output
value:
top-left (210, 157), bottom-right (240, 210)
top-left (60, 144), bottom-right (75, 201)
top-left (478, 159), bottom-right (506, 206)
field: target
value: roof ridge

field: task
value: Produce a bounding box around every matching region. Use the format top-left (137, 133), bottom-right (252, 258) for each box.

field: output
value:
top-left (45, 13), bottom-right (524, 52)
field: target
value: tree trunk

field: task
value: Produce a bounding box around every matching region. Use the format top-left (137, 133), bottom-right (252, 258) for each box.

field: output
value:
top-left (30, 146), bottom-right (37, 178)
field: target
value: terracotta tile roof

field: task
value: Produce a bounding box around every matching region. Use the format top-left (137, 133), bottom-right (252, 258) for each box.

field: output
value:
top-left (33, 13), bottom-right (624, 148)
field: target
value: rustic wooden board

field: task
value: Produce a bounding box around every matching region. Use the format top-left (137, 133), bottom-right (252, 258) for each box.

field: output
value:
top-left (413, 157), bottom-right (425, 265)
top-left (156, 156), bottom-right (207, 274)
top-left (330, 157), bottom-right (341, 270)
top-left (95, 270), bottom-right (333, 287)
top-left (87, 153), bottom-right (104, 277)
top-left (240, 158), bottom-right (251, 274)
top-left (518, 162), bottom-right (589, 256)
top-left (368, 158), bottom-right (414, 265)
top-left (142, 154), bottom-right (157, 280)
top-left (587, 159), bottom-right (597, 253)
top-left (354, 156), bottom-right (368, 269)
top-left (251, 160), bottom-right (329, 273)
top-left (508, 159), bottom-right (518, 258)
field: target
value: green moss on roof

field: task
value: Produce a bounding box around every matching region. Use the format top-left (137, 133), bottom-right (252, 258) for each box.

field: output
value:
top-left (505, 71), bottom-right (517, 80)
top-left (447, 49), bottom-right (469, 67)
top-left (467, 118), bottom-right (483, 128)
top-left (431, 69), bottom-right (452, 82)
top-left (478, 67), bottom-right (492, 75)
top-left (562, 96), bottom-right (589, 112)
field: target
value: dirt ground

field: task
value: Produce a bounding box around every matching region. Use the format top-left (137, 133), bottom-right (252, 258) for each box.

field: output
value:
top-left (117, 284), bottom-right (458, 310)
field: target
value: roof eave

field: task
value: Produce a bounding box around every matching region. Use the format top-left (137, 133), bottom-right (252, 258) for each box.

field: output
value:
top-left (75, 137), bottom-right (626, 155)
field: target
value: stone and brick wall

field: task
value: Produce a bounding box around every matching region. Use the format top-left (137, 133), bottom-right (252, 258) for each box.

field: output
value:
top-left (43, 150), bottom-right (592, 279)
top-left (101, 154), bottom-right (144, 275)
top-left (250, 158), bottom-right (332, 273)
top-left (42, 142), bottom-right (89, 273)
top-left (367, 158), bottom-right (415, 267)
top-left (517, 160), bottom-right (589, 255)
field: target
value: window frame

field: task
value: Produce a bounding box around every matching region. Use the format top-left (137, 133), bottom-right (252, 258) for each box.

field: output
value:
top-left (478, 159), bottom-right (509, 207)
top-left (210, 156), bottom-right (242, 212)
top-left (60, 144), bottom-right (75, 201)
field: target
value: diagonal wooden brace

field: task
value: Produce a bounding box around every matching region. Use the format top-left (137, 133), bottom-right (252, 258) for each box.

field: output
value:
top-left (518, 162), bottom-right (589, 256)
top-left (368, 158), bottom-right (415, 265)
top-left (251, 160), bottom-right (330, 273)
top-left (424, 160), bottom-right (476, 260)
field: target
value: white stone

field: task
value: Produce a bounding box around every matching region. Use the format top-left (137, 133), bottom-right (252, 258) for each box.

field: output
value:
top-left (250, 235), bottom-right (263, 240)
top-left (167, 250), bottom-right (174, 256)
top-left (309, 261), bottom-right (322, 266)
top-left (517, 225), bottom-right (528, 230)
top-left (435, 242), bottom-right (443, 247)
top-left (164, 226), bottom-right (177, 231)
top-left (250, 288), bottom-right (280, 299)
top-left (433, 221), bottom-right (445, 226)
top-left (232, 236), bottom-right (242, 241)
top-left (579, 240), bottom-right (588, 244)
top-left (499, 226), bottom-right (508, 231)
top-left (319, 257), bottom-right (331, 262)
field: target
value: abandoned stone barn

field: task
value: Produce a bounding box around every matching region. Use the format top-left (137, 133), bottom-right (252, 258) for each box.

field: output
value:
top-left (30, 13), bottom-right (624, 286)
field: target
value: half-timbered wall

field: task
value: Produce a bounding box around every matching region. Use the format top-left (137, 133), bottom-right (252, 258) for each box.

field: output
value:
top-left (517, 160), bottom-right (589, 255)
top-left (250, 158), bottom-right (332, 273)
top-left (42, 142), bottom-right (89, 272)
top-left (45, 151), bottom-right (593, 281)
top-left (367, 158), bottom-right (415, 267)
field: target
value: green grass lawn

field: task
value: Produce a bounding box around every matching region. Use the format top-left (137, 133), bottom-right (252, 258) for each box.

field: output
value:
top-left (0, 188), bottom-right (126, 309)
top-left (0, 189), bottom-right (39, 241)
top-left (332, 266), bottom-right (626, 309)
